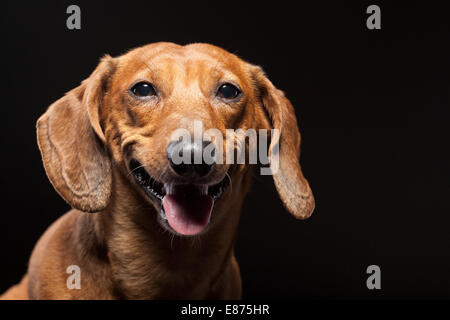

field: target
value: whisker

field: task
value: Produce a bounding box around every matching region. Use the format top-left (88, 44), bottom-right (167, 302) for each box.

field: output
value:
top-left (191, 235), bottom-right (202, 249)
top-left (127, 163), bottom-right (151, 178)
top-left (225, 171), bottom-right (233, 193)
top-left (170, 233), bottom-right (175, 250)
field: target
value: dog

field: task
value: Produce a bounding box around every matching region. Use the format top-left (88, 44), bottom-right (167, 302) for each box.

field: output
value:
top-left (0, 42), bottom-right (314, 299)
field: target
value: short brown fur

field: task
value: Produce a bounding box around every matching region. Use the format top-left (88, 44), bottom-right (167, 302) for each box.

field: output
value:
top-left (1, 43), bottom-right (314, 300)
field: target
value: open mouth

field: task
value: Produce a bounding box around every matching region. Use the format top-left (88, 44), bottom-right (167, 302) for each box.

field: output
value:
top-left (129, 159), bottom-right (229, 236)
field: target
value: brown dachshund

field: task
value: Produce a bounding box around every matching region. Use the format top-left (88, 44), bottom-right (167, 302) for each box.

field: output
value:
top-left (1, 42), bottom-right (314, 299)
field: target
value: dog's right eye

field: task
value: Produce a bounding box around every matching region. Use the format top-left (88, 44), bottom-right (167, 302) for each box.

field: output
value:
top-left (130, 82), bottom-right (156, 97)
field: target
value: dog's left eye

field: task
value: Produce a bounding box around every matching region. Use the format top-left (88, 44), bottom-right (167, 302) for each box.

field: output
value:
top-left (217, 83), bottom-right (241, 100)
top-left (130, 82), bottom-right (156, 97)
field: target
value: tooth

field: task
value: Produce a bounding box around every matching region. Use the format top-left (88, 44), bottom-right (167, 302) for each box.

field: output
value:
top-left (160, 208), bottom-right (167, 220)
top-left (164, 183), bottom-right (173, 195)
top-left (200, 185), bottom-right (208, 195)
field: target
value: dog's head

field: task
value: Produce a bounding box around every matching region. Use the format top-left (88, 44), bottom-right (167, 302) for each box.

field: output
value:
top-left (37, 42), bottom-right (314, 236)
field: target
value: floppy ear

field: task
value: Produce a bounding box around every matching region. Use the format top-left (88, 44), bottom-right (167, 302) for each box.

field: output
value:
top-left (252, 66), bottom-right (315, 219)
top-left (36, 56), bottom-right (116, 213)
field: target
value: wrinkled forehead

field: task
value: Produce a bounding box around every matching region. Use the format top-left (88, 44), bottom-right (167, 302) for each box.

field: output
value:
top-left (114, 43), bottom-right (249, 87)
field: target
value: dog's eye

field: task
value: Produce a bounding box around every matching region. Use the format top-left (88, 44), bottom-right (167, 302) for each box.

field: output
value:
top-left (130, 82), bottom-right (156, 97)
top-left (217, 83), bottom-right (240, 100)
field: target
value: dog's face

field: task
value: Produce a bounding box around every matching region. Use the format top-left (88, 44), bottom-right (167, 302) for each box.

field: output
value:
top-left (102, 43), bottom-right (259, 235)
top-left (37, 42), bottom-right (314, 236)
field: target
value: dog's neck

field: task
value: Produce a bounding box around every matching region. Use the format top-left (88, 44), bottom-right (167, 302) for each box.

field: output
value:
top-left (85, 167), bottom-right (250, 299)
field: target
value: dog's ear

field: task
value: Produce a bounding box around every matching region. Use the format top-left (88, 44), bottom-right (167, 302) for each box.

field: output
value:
top-left (36, 56), bottom-right (116, 213)
top-left (251, 66), bottom-right (315, 219)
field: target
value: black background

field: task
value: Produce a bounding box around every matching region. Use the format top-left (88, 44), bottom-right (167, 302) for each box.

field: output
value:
top-left (1, 1), bottom-right (449, 299)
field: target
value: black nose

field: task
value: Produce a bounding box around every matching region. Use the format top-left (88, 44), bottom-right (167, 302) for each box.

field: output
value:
top-left (167, 140), bottom-right (216, 177)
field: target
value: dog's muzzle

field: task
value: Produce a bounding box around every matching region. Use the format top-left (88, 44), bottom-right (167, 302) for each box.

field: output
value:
top-left (130, 140), bottom-right (229, 237)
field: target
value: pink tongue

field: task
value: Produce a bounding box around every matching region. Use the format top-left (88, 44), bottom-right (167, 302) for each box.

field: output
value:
top-left (162, 186), bottom-right (213, 236)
